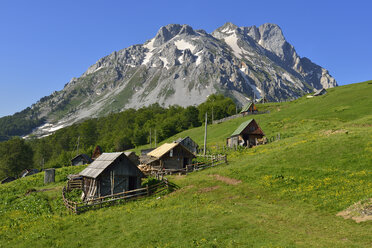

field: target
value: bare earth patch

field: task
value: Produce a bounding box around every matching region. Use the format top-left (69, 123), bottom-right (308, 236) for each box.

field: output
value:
top-left (337, 198), bottom-right (372, 223)
top-left (322, 129), bottom-right (348, 136)
top-left (211, 174), bottom-right (242, 185)
top-left (198, 185), bottom-right (220, 193)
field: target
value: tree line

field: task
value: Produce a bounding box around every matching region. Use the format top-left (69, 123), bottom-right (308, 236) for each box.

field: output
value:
top-left (0, 94), bottom-right (237, 179)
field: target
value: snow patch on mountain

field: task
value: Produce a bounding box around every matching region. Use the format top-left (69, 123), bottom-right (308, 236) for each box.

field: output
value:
top-left (159, 56), bottom-right (170, 69)
top-left (142, 39), bottom-right (155, 65)
top-left (174, 39), bottom-right (196, 52)
top-left (224, 34), bottom-right (243, 59)
top-left (195, 51), bottom-right (203, 66)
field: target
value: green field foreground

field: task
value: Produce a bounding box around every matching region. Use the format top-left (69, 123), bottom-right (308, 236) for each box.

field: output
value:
top-left (1, 81), bottom-right (371, 247)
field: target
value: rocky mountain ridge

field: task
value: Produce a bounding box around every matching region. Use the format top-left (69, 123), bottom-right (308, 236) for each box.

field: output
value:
top-left (5, 22), bottom-right (337, 137)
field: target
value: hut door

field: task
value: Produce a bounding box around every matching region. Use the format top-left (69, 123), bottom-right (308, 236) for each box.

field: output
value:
top-left (183, 158), bottom-right (188, 168)
top-left (128, 176), bottom-right (137, 190)
top-left (242, 134), bottom-right (249, 146)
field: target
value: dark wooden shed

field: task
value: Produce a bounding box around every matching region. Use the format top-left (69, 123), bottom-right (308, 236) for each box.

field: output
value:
top-left (226, 119), bottom-right (265, 148)
top-left (240, 102), bottom-right (257, 115)
top-left (141, 148), bottom-right (155, 155)
top-left (1, 177), bottom-right (15, 184)
top-left (91, 145), bottom-right (103, 160)
top-left (143, 143), bottom-right (195, 170)
top-left (19, 169), bottom-right (39, 178)
top-left (175, 136), bottom-right (199, 154)
top-left (79, 152), bottom-right (144, 200)
top-left (71, 154), bottom-right (93, 166)
top-left (313, 88), bottom-right (327, 96)
top-left (124, 151), bottom-right (140, 166)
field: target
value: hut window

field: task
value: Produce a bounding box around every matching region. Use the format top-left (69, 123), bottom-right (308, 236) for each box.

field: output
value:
top-left (170, 149), bottom-right (173, 157)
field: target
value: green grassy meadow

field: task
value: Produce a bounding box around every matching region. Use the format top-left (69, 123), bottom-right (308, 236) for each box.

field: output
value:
top-left (1, 81), bottom-right (371, 247)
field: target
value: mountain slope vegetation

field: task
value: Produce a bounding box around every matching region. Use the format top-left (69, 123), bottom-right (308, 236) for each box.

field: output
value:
top-left (0, 81), bottom-right (371, 247)
top-left (0, 94), bottom-right (236, 179)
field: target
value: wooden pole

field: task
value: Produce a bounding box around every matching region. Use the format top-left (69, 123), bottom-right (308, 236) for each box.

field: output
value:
top-left (77, 136), bottom-right (80, 156)
top-left (203, 112), bottom-right (207, 155)
top-left (212, 106), bottom-right (214, 123)
top-left (150, 128), bottom-right (152, 148)
top-left (155, 129), bottom-right (157, 147)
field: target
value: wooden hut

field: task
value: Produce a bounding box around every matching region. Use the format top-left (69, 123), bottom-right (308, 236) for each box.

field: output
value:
top-left (71, 154), bottom-right (93, 166)
top-left (141, 148), bottom-right (155, 155)
top-left (313, 88), bottom-right (327, 96)
top-left (256, 97), bottom-right (268, 104)
top-left (19, 169), bottom-right (39, 178)
top-left (1, 177), bottom-right (15, 184)
top-left (142, 143), bottom-right (195, 170)
top-left (79, 152), bottom-right (144, 199)
top-left (226, 119), bottom-right (265, 148)
top-left (124, 151), bottom-right (140, 166)
top-left (91, 145), bottom-right (103, 160)
top-left (175, 136), bottom-right (199, 154)
top-left (240, 102), bottom-right (257, 115)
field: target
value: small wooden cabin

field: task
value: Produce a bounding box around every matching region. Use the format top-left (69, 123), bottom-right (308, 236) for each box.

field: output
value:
top-left (256, 97), bottom-right (268, 104)
top-left (19, 169), bottom-right (39, 178)
top-left (124, 151), bottom-right (140, 166)
top-left (79, 152), bottom-right (144, 200)
top-left (175, 136), bottom-right (199, 154)
top-left (313, 88), bottom-right (327, 96)
top-left (240, 102), bottom-right (257, 115)
top-left (143, 143), bottom-right (195, 170)
top-left (227, 119), bottom-right (265, 148)
top-left (1, 177), bottom-right (15, 184)
top-left (141, 148), bottom-right (155, 156)
top-left (71, 154), bottom-right (93, 166)
top-left (91, 145), bottom-right (103, 160)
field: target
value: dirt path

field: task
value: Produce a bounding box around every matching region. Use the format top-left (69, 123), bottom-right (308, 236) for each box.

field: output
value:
top-left (198, 185), bottom-right (220, 193)
top-left (211, 174), bottom-right (242, 185)
top-left (25, 186), bottom-right (62, 195)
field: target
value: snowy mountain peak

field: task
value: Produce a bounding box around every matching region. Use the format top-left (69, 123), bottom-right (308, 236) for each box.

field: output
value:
top-left (220, 22), bottom-right (239, 32)
top-left (212, 22), bottom-right (239, 39)
top-left (153, 24), bottom-right (196, 46)
top-left (12, 22), bottom-right (337, 137)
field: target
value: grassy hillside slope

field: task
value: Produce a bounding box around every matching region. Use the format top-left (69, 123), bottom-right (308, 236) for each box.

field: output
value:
top-left (1, 81), bottom-right (371, 247)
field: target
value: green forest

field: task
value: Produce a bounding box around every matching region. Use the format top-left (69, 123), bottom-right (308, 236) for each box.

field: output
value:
top-left (0, 94), bottom-right (237, 179)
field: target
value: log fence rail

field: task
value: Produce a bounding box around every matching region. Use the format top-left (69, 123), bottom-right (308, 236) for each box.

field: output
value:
top-left (62, 179), bottom-right (173, 214)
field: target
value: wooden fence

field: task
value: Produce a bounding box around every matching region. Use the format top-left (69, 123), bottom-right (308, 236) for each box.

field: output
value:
top-left (67, 179), bottom-right (83, 190)
top-left (151, 154), bottom-right (228, 178)
top-left (62, 179), bottom-right (175, 214)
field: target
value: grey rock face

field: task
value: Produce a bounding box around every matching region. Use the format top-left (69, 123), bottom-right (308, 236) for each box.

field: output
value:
top-left (23, 22), bottom-right (336, 136)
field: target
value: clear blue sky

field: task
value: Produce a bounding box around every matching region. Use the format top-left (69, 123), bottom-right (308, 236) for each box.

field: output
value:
top-left (0, 0), bottom-right (371, 117)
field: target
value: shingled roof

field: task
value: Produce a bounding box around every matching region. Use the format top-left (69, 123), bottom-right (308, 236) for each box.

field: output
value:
top-left (240, 102), bottom-right (254, 113)
top-left (79, 152), bottom-right (123, 179)
top-left (231, 119), bottom-right (254, 136)
top-left (147, 143), bottom-right (179, 158)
